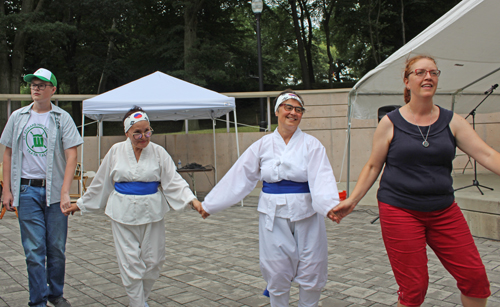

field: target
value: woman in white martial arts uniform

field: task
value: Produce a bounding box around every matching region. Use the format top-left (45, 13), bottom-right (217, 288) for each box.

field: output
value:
top-left (198, 90), bottom-right (340, 307)
top-left (63, 107), bottom-right (202, 307)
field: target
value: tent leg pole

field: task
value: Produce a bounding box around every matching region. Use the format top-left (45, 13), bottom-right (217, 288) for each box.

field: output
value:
top-left (80, 109), bottom-right (85, 198)
top-left (98, 120), bottom-right (103, 168)
top-left (233, 106), bottom-right (243, 207)
top-left (347, 92), bottom-right (353, 198)
top-left (7, 99), bottom-right (11, 118)
top-left (234, 108), bottom-right (240, 157)
top-left (213, 119), bottom-right (217, 185)
top-left (267, 96), bottom-right (271, 131)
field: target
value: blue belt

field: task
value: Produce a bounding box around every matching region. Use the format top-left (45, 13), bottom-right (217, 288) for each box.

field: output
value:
top-left (114, 181), bottom-right (160, 195)
top-left (262, 180), bottom-right (310, 194)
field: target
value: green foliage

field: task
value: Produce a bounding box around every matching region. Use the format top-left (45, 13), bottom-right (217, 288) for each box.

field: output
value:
top-left (0, 0), bottom-right (461, 133)
top-left (1, 0), bottom-right (465, 93)
top-left (326, 0), bottom-right (461, 79)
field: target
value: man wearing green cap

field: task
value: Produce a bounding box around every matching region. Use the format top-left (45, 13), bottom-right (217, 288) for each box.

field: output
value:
top-left (0, 68), bottom-right (83, 307)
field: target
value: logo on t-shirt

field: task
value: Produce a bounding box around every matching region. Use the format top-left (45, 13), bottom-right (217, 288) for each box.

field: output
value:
top-left (24, 124), bottom-right (48, 156)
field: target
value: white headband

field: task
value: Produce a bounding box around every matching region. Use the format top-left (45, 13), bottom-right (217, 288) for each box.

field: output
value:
top-left (124, 111), bottom-right (150, 132)
top-left (274, 93), bottom-right (304, 112)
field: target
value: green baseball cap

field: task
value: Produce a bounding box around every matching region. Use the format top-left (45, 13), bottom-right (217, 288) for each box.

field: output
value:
top-left (24, 68), bottom-right (57, 87)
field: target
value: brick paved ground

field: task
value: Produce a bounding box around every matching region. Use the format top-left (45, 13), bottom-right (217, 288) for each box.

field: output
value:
top-left (1, 197), bottom-right (499, 306)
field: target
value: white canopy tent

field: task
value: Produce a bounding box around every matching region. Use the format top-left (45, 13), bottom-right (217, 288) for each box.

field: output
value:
top-left (81, 71), bottom-right (239, 188)
top-left (346, 0), bottom-right (500, 192)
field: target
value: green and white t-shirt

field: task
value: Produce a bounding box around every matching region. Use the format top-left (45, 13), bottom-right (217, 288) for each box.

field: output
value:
top-left (21, 110), bottom-right (50, 179)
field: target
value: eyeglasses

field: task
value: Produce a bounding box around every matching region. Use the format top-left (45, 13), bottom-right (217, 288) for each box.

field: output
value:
top-left (30, 83), bottom-right (53, 91)
top-left (281, 103), bottom-right (306, 114)
top-left (132, 129), bottom-right (154, 140)
top-left (408, 69), bottom-right (441, 78)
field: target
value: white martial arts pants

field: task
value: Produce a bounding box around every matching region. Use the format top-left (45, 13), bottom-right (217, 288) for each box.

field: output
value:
top-left (111, 219), bottom-right (166, 307)
top-left (259, 213), bottom-right (328, 307)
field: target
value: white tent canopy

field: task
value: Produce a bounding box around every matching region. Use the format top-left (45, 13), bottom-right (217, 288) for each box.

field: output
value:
top-left (83, 71), bottom-right (235, 121)
top-left (347, 0), bottom-right (500, 190)
top-left (81, 71), bottom-right (239, 189)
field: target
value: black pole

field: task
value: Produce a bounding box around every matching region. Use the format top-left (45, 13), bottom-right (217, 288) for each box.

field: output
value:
top-left (453, 108), bottom-right (493, 194)
top-left (454, 85), bottom-right (497, 194)
top-left (255, 13), bottom-right (266, 131)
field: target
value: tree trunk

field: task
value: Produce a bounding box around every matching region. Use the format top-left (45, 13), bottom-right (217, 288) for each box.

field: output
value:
top-left (0, 3), bottom-right (10, 130)
top-left (10, 0), bottom-right (44, 94)
top-left (367, 0), bottom-right (380, 65)
top-left (0, 0), bottom-right (45, 130)
top-left (375, 0), bottom-right (382, 64)
top-left (60, 5), bottom-right (82, 127)
top-left (0, 3), bottom-right (11, 94)
top-left (289, 0), bottom-right (310, 88)
top-left (322, 1), bottom-right (335, 86)
top-left (98, 18), bottom-right (116, 94)
top-left (184, 0), bottom-right (204, 76)
top-left (298, 0), bottom-right (315, 86)
top-left (401, 0), bottom-right (406, 45)
top-left (182, 0), bottom-right (204, 130)
top-left (69, 40), bottom-right (82, 127)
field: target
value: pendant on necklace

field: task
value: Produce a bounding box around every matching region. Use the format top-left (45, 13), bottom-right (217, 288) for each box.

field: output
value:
top-left (422, 140), bottom-right (429, 148)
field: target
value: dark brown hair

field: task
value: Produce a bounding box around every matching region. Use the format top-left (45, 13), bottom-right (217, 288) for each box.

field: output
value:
top-left (403, 55), bottom-right (437, 103)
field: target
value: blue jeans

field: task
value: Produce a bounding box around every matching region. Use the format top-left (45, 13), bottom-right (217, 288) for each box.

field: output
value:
top-left (18, 185), bottom-right (68, 307)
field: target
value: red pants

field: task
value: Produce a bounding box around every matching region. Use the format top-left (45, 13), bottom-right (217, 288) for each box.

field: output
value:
top-left (378, 201), bottom-right (490, 306)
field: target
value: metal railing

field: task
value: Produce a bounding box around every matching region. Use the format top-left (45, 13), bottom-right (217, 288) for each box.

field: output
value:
top-left (1, 89), bottom-right (351, 132)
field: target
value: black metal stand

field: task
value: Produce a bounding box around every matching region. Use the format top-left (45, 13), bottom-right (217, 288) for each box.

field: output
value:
top-left (454, 86), bottom-right (497, 195)
top-left (461, 156), bottom-right (473, 174)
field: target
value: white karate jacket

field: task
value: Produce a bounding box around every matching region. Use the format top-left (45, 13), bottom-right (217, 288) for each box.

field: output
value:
top-left (202, 128), bottom-right (340, 230)
top-left (77, 139), bottom-right (195, 225)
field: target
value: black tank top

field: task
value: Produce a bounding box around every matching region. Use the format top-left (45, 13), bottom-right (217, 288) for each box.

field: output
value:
top-left (377, 105), bottom-right (456, 212)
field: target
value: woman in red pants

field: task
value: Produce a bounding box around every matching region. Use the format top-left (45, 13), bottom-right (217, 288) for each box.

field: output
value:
top-left (331, 55), bottom-right (499, 307)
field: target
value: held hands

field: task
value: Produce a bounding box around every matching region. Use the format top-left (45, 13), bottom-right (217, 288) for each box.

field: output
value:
top-left (191, 199), bottom-right (210, 219)
top-left (61, 201), bottom-right (80, 216)
top-left (60, 192), bottom-right (72, 216)
top-left (327, 198), bottom-right (356, 224)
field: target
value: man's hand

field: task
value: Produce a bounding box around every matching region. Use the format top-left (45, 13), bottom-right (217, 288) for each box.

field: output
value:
top-left (1, 191), bottom-right (15, 211)
top-left (60, 192), bottom-right (72, 216)
top-left (61, 202), bottom-right (80, 216)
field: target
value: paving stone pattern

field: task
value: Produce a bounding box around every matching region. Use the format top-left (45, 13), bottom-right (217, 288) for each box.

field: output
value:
top-left (0, 197), bottom-right (499, 306)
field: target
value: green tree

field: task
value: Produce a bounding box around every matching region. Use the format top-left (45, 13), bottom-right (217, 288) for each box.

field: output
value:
top-left (1, 0), bottom-right (464, 133)
top-left (325, 0), bottom-right (460, 81)
top-left (0, 0), bottom-right (47, 130)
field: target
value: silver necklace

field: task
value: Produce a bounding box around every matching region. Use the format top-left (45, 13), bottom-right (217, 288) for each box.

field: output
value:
top-left (409, 105), bottom-right (433, 148)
